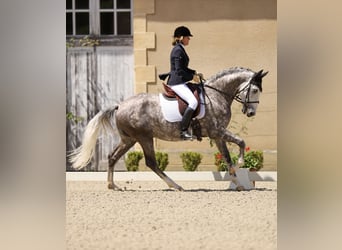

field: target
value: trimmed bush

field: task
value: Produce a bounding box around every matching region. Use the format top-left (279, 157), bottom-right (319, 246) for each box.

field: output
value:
top-left (125, 151), bottom-right (143, 171)
top-left (180, 152), bottom-right (202, 171)
top-left (155, 151), bottom-right (169, 171)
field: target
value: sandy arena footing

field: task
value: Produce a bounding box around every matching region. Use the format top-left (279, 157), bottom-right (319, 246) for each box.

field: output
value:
top-left (66, 181), bottom-right (277, 250)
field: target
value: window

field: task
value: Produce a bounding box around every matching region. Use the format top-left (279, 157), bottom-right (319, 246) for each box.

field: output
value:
top-left (66, 0), bottom-right (132, 36)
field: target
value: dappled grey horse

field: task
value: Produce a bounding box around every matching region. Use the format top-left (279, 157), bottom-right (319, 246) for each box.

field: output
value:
top-left (69, 67), bottom-right (268, 191)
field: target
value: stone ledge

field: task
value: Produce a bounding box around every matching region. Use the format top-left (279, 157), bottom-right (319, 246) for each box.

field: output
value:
top-left (66, 171), bottom-right (277, 182)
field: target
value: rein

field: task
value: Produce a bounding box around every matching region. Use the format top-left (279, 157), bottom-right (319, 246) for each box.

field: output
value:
top-left (203, 81), bottom-right (259, 105)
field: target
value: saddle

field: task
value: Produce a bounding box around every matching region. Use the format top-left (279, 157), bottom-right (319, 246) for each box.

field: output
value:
top-left (162, 82), bottom-right (202, 118)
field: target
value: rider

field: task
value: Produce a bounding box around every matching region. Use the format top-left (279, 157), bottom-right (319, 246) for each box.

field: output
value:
top-left (167, 26), bottom-right (202, 140)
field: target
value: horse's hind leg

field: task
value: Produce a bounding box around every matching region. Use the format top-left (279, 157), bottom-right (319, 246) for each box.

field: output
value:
top-left (107, 139), bottom-right (136, 190)
top-left (215, 139), bottom-right (235, 174)
top-left (139, 138), bottom-right (184, 191)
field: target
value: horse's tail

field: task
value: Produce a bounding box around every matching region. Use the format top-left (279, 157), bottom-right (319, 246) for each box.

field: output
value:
top-left (68, 106), bottom-right (118, 170)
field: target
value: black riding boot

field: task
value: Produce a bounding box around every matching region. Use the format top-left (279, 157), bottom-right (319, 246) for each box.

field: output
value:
top-left (180, 107), bottom-right (195, 140)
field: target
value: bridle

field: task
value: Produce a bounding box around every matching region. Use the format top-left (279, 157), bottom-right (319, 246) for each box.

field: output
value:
top-left (233, 82), bottom-right (260, 105)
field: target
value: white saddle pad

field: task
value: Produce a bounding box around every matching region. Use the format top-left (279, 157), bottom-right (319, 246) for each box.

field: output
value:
top-left (159, 93), bottom-right (205, 122)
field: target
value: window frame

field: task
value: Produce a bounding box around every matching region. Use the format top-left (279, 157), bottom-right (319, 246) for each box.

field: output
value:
top-left (66, 0), bottom-right (133, 41)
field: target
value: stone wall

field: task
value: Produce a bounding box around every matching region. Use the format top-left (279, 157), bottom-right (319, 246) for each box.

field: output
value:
top-left (133, 0), bottom-right (277, 171)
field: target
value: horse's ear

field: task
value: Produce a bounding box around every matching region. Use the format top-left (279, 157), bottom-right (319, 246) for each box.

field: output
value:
top-left (254, 70), bottom-right (263, 78)
top-left (253, 70), bottom-right (264, 92)
top-left (254, 70), bottom-right (268, 79)
top-left (261, 71), bottom-right (268, 78)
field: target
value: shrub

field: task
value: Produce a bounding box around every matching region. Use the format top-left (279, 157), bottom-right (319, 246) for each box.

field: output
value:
top-left (125, 151), bottom-right (143, 171)
top-left (180, 152), bottom-right (202, 171)
top-left (155, 151), bottom-right (169, 171)
top-left (242, 150), bottom-right (263, 171)
top-left (214, 148), bottom-right (263, 171)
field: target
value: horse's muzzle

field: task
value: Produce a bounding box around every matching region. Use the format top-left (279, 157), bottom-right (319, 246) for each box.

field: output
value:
top-left (247, 111), bottom-right (255, 117)
top-left (242, 105), bottom-right (256, 117)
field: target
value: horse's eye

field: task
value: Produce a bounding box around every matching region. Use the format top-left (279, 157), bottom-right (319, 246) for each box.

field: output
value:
top-left (252, 89), bottom-right (258, 94)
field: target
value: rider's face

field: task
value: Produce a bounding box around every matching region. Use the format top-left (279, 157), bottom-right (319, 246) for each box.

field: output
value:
top-left (182, 36), bottom-right (190, 46)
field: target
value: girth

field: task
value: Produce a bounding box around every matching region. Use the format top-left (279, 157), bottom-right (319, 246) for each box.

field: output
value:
top-left (162, 82), bottom-right (201, 117)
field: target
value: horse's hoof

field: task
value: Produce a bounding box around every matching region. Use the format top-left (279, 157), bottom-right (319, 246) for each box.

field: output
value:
top-left (229, 168), bottom-right (236, 176)
top-left (108, 183), bottom-right (122, 191)
top-left (236, 185), bottom-right (245, 191)
top-left (171, 185), bottom-right (184, 191)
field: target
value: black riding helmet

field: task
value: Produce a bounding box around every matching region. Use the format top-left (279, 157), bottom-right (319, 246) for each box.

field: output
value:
top-left (173, 26), bottom-right (193, 37)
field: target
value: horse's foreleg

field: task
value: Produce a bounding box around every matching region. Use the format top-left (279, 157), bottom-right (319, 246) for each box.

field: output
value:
top-left (220, 130), bottom-right (247, 191)
top-left (215, 138), bottom-right (244, 191)
top-left (107, 139), bottom-right (135, 190)
top-left (221, 130), bottom-right (246, 167)
top-left (139, 138), bottom-right (184, 191)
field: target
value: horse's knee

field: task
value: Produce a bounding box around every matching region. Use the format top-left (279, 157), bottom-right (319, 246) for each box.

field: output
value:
top-left (239, 140), bottom-right (246, 149)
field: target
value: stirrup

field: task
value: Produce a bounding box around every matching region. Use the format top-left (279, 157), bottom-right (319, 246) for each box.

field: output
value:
top-left (180, 131), bottom-right (193, 140)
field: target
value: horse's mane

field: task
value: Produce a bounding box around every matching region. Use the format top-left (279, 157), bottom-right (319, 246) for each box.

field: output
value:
top-left (207, 67), bottom-right (253, 83)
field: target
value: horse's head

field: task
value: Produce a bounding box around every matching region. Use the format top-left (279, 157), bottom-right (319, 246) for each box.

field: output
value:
top-left (236, 69), bottom-right (268, 117)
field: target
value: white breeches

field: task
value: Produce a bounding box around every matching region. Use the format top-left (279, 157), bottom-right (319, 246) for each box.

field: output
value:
top-left (170, 83), bottom-right (198, 110)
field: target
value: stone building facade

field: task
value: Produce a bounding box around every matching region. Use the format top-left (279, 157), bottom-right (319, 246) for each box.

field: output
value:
top-left (133, 0), bottom-right (277, 171)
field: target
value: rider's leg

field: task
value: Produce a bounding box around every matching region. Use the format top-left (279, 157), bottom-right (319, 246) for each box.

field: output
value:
top-left (180, 106), bottom-right (195, 139)
top-left (170, 83), bottom-right (198, 139)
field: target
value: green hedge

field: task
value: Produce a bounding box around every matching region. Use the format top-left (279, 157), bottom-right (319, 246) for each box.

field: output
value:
top-left (180, 152), bottom-right (202, 171)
